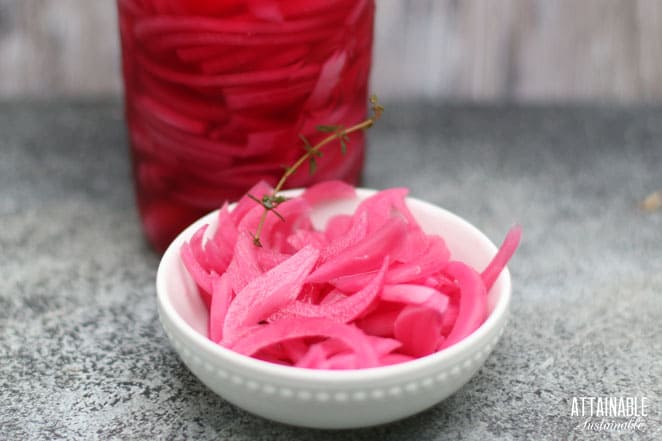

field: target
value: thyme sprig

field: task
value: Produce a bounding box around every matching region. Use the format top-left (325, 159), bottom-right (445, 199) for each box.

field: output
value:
top-left (249, 95), bottom-right (384, 247)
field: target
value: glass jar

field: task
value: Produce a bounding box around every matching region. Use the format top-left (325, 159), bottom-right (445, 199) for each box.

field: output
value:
top-left (117, 0), bottom-right (375, 252)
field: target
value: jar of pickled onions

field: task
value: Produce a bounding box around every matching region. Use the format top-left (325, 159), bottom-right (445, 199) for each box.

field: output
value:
top-left (117, 0), bottom-right (375, 251)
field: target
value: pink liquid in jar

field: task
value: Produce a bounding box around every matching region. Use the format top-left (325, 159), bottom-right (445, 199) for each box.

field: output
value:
top-left (117, 0), bottom-right (375, 252)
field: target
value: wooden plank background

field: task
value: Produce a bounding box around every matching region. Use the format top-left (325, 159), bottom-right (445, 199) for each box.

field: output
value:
top-left (1, 0), bottom-right (662, 103)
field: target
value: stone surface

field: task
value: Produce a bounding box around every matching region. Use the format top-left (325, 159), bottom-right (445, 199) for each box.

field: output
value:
top-left (1, 101), bottom-right (660, 440)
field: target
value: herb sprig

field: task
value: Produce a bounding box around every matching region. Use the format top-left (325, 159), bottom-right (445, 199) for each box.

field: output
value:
top-left (249, 95), bottom-right (384, 247)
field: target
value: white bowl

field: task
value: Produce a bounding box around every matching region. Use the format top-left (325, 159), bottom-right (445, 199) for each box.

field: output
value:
top-left (156, 188), bottom-right (511, 429)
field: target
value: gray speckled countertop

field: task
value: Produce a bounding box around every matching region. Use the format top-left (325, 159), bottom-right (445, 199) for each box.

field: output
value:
top-left (1, 101), bottom-right (661, 440)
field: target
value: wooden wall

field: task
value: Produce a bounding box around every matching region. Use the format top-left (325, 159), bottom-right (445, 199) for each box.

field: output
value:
top-left (2, 0), bottom-right (662, 103)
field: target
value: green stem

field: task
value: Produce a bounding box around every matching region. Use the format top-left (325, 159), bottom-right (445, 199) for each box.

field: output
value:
top-left (251, 96), bottom-right (383, 247)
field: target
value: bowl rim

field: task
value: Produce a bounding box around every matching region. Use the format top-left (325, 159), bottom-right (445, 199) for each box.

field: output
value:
top-left (156, 188), bottom-right (511, 383)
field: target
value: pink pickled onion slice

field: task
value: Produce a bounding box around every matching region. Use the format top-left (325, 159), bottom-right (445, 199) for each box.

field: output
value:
top-left (295, 344), bottom-right (327, 369)
top-left (324, 214), bottom-right (353, 241)
top-left (223, 80), bottom-right (315, 112)
top-left (367, 335), bottom-right (402, 356)
top-left (254, 352), bottom-right (291, 366)
top-left (355, 302), bottom-right (402, 337)
top-left (319, 289), bottom-right (347, 305)
top-left (381, 284), bottom-right (449, 314)
top-left (203, 238), bottom-right (231, 275)
top-left (281, 338), bottom-right (308, 363)
top-left (325, 352), bottom-right (358, 370)
top-left (180, 241), bottom-right (212, 305)
top-left (440, 302), bottom-right (459, 336)
top-left (481, 224), bottom-right (522, 292)
top-left (136, 71), bottom-right (230, 121)
top-left (307, 338), bottom-right (349, 359)
top-left (385, 235), bottom-right (451, 284)
top-left (330, 269), bottom-right (377, 292)
top-left (136, 51), bottom-right (321, 86)
top-left (244, 129), bottom-right (294, 157)
top-left (428, 273), bottom-right (457, 292)
top-left (252, 46), bottom-right (310, 71)
top-left (226, 232), bottom-right (262, 294)
top-left (272, 257), bottom-right (388, 323)
top-left (208, 273), bottom-right (232, 343)
top-left (296, 283), bottom-right (326, 305)
top-left (278, 0), bottom-right (348, 17)
top-left (198, 48), bottom-right (261, 75)
top-left (286, 229), bottom-right (327, 251)
top-left (148, 126), bottom-right (243, 162)
top-left (134, 96), bottom-right (207, 134)
top-left (210, 202), bottom-right (237, 265)
top-left (222, 246), bottom-right (319, 342)
top-left (305, 50), bottom-right (347, 108)
top-left (256, 248), bottom-right (291, 272)
top-left (189, 224), bottom-right (210, 270)
top-left (230, 317), bottom-right (379, 368)
top-left (138, 109), bottom-right (244, 157)
top-left (134, 13), bottom-right (341, 39)
top-left (247, 0), bottom-right (284, 22)
top-left (394, 305), bottom-right (444, 357)
top-left (302, 180), bottom-right (356, 205)
top-left (439, 261), bottom-right (488, 349)
top-left (307, 217), bottom-right (406, 283)
top-left (320, 210), bottom-right (368, 262)
top-left (395, 229), bottom-right (429, 263)
top-left (354, 188), bottom-right (419, 233)
top-left (255, 340), bottom-right (288, 360)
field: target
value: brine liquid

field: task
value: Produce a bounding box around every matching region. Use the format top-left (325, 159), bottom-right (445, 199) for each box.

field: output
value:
top-left (117, 0), bottom-right (375, 251)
